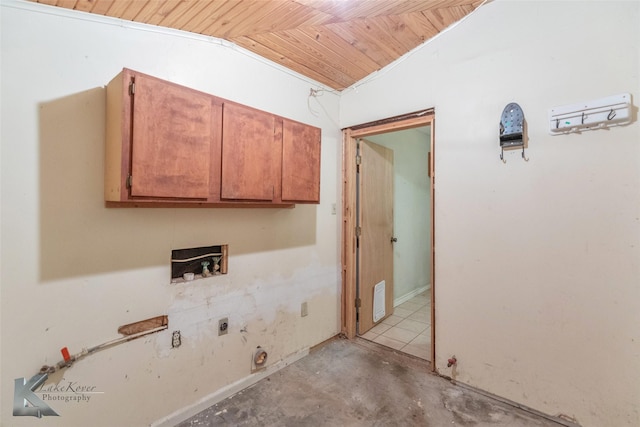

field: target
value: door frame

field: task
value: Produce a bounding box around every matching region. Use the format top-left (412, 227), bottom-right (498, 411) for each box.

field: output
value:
top-left (341, 109), bottom-right (436, 370)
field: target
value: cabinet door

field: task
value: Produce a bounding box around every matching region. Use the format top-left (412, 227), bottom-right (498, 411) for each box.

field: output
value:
top-left (130, 73), bottom-right (213, 199)
top-left (282, 120), bottom-right (321, 203)
top-left (221, 103), bottom-right (278, 201)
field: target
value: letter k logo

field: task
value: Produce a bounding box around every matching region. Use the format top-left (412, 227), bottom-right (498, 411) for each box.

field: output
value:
top-left (13, 374), bottom-right (59, 417)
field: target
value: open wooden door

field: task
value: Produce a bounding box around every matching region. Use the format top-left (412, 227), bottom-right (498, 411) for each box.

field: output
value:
top-left (357, 139), bottom-right (395, 335)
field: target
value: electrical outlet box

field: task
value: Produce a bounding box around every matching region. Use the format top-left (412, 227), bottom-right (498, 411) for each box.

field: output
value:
top-left (301, 302), bottom-right (308, 317)
top-left (172, 331), bottom-right (181, 348)
top-left (218, 318), bottom-right (229, 336)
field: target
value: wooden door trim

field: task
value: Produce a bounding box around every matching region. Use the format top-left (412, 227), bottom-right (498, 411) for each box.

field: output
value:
top-left (341, 129), bottom-right (358, 338)
top-left (429, 118), bottom-right (436, 369)
top-left (341, 111), bottom-right (436, 371)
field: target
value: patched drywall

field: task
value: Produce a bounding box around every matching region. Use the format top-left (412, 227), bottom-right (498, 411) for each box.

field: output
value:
top-left (0, 2), bottom-right (341, 426)
top-left (342, 1), bottom-right (640, 426)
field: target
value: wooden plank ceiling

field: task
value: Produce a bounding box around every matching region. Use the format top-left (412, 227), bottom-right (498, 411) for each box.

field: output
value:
top-left (33, 0), bottom-right (484, 90)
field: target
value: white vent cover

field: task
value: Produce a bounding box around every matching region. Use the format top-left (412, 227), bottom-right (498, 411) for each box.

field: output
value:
top-left (373, 280), bottom-right (386, 323)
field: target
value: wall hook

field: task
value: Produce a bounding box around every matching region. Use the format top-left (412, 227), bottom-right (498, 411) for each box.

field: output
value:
top-left (499, 102), bottom-right (527, 163)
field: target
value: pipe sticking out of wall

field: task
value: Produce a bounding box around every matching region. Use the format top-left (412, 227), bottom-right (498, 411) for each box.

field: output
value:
top-left (39, 316), bottom-right (168, 375)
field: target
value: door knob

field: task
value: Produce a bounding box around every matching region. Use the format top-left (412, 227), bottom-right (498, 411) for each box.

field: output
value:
top-left (391, 237), bottom-right (398, 243)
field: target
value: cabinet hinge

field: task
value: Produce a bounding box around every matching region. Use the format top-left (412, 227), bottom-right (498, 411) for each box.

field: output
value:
top-left (129, 81), bottom-right (136, 96)
top-left (126, 175), bottom-right (133, 188)
top-left (355, 298), bottom-right (361, 308)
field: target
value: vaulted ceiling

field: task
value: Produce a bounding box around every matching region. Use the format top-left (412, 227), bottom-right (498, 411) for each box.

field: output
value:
top-left (33, 0), bottom-right (485, 90)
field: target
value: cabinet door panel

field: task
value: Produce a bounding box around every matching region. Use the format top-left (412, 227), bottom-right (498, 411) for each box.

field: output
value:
top-left (282, 120), bottom-right (321, 203)
top-left (221, 103), bottom-right (277, 201)
top-left (131, 74), bottom-right (212, 199)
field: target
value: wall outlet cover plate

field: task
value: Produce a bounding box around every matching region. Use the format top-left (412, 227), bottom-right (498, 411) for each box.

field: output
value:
top-left (218, 318), bottom-right (229, 336)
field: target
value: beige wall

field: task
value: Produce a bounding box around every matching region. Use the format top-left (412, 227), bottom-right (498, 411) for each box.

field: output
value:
top-left (0, 2), bottom-right (341, 426)
top-left (3, 0), bottom-right (640, 427)
top-left (342, 1), bottom-right (640, 426)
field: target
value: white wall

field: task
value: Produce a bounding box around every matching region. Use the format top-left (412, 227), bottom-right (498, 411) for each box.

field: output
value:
top-left (0, 2), bottom-right (341, 426)
top-left (367, 129), bottom-right (431, 303)
top-left (342, 1), bottom-right (640, 426)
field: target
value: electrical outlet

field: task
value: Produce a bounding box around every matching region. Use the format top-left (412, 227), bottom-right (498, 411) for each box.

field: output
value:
top-left (172, 331), bottom-right (181, 348)
top-left (218, 318), bottom-right (229, 336)
top-left (301, 302), bottom-right (308, 317)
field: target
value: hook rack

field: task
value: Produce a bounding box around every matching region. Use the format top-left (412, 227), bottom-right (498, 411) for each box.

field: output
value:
top-left (549, 93), bottom-right (631, 135)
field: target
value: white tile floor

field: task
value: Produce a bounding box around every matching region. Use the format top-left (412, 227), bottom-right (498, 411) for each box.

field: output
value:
top-left (360, 290), bottom-right (431, 360)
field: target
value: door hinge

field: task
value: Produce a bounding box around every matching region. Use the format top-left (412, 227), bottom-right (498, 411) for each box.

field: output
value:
top-left (126, 175), bottom-right (133, 188)
top-left (356, 155), bottom-right (361, 165)
top-left (129, 81), bottom-right (136, 96)
top-left (355, 226), bottom-right (361, 237)
top-left (355, 298), bottom-right (361, 308)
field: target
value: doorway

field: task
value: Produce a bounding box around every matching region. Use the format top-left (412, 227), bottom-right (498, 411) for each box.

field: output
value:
top-left (341, 110), bottom-right (435, 367)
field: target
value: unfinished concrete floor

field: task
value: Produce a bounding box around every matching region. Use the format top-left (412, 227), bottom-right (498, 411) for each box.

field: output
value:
top-left (177, 338), bottom-right (563, 427)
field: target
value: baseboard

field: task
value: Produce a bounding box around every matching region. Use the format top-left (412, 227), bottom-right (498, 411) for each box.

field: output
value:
top-left (446, 379), bottom-right (582, 427)
top-left (150, 347), bottom-right (310, 427)
top-left (394, 285), bottom-right (430, 307)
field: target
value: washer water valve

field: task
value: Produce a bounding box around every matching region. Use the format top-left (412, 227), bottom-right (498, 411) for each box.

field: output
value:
top-left (447, 356), bottom-right (457, 368)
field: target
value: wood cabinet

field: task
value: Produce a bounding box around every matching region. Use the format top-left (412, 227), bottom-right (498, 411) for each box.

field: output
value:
top-left (129, 72), bottom-right (217, 199)
top-left (105, 68), bottom-right (320, 206)
top-left (221, 102), bottom-right (280, 202)
top-left (282, 119), bottom-right (321, 203)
